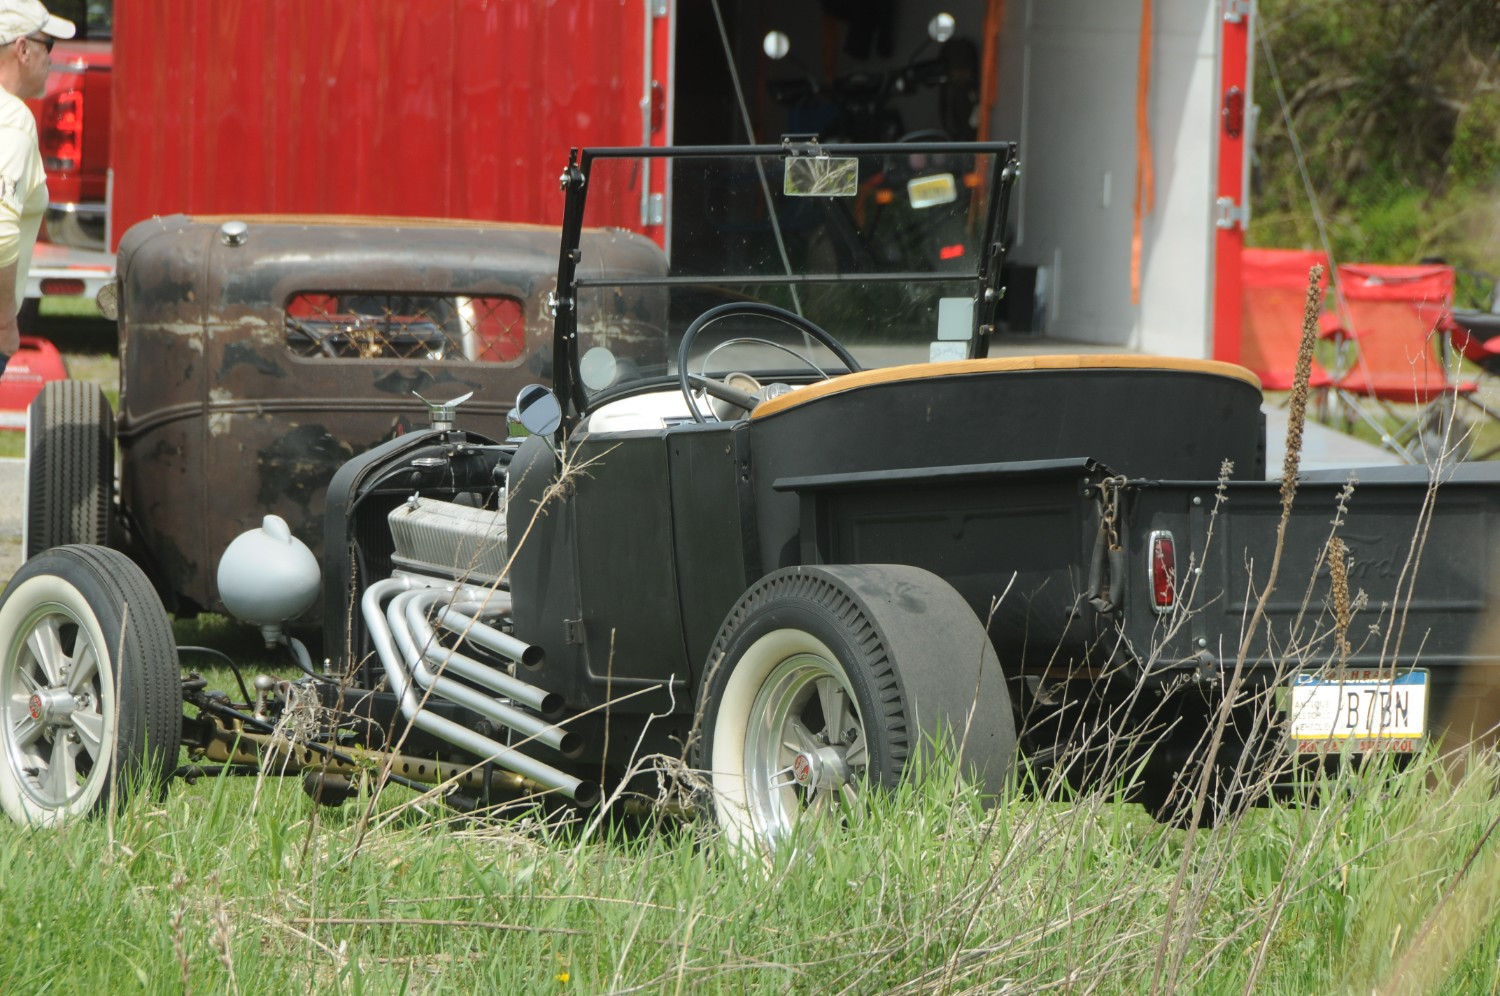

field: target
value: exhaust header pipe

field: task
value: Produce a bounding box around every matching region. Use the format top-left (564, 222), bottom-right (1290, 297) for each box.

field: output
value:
top-left (362, 578), bottom-right (598, 806)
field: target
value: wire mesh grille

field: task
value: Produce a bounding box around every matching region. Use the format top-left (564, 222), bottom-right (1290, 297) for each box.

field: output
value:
top-left (284, 293), bottom-right (526, 362)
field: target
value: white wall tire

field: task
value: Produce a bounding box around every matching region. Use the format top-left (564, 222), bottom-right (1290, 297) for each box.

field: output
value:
top-left (709, 627), bottom-right (868, 852)
top-left (695, 564), bottom-right (1016, 855)
top-left (0, 546), bottom-right (179, 826)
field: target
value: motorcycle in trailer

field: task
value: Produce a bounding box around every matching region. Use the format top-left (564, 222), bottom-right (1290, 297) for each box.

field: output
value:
top-left (2, 141), bottom-right (1496, 851)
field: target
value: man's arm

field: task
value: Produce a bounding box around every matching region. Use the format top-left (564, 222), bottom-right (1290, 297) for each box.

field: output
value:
top-left (0, 118), bottom-right (35, 378)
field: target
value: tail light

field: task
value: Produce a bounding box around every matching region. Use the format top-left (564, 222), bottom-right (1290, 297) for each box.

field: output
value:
top-left (1148, 530), bottom-right (1177, 613)
top-left (39, 278), bottom-right (84, 296)
top-left (41, 89), bottom-right (82, 172)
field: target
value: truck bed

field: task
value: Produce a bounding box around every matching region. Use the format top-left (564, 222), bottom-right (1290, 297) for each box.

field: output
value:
top-left (1121, 463), bottom-right (1500, 740)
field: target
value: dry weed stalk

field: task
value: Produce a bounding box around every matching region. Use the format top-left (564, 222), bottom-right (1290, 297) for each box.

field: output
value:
top-left (171, 871), bottom-right (191, 995)
top-left (1150, 263), bottom-right (1324, 995)
top-left (1328, 535), bottom-right (1352, 667)
top-left (208, 876), bottom-right (240, 996)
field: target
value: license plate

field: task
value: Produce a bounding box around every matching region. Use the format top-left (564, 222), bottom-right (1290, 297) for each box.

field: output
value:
top-left (1286, 669), bottom-right (1428, 753)
top-left (907, 173), bottom-right (958, 209)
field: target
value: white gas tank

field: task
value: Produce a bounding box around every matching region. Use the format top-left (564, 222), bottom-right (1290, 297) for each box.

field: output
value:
top-left (216, 514), bottom-right (321, 641)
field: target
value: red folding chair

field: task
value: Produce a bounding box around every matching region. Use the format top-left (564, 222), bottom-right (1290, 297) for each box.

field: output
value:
top-left (1442, 308), bottom-right (1500, 377)
top-left (1323, 262), bottom-right (1495, 462)
top-left (1238, 248), bottom-right (1335, 392)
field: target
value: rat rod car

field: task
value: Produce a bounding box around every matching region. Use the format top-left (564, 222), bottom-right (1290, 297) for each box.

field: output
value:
top-left (5, 143), bottom-right (1500, 848)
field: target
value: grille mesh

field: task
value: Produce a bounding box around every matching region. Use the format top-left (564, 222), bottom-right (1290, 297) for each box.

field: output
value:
top-left (285, 292), bottom-right (525, 362)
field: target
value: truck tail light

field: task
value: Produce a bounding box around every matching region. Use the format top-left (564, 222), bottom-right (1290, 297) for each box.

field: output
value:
top-left (41, 89), bottom-right (83, 172)
top-left (40, 278), bottom-right (84, 296)
top-left (1149, 530), bottom-right (1177, 613)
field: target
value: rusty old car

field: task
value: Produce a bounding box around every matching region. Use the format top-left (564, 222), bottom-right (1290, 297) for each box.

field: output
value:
top-left (23, 214), bottom-right (667, 619)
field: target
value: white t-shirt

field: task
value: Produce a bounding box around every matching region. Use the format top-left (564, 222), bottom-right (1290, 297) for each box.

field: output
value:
top-left (0, 86), bottom-right (47, 315)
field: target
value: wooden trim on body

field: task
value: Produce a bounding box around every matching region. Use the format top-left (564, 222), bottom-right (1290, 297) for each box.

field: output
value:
top-left (750, 354), bottom-right (1263, 419)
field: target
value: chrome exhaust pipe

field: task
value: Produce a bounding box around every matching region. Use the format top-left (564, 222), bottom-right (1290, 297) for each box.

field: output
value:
top-left (435, 606), bottom-right (544, 668)
top-left (390, 590), bottom-right (580, 756)
top-left (361, 578), bottom-right (598, 805)
top-left (407, 602), bottom-right (561, 715)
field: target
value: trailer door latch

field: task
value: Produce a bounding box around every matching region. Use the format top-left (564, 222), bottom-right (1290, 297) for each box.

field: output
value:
top-left (1215, 196), bottom-right (1249, 230)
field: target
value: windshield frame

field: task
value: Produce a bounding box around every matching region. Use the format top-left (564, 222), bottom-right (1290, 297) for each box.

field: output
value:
top-left (552, 141), bottom-right (1019, 427)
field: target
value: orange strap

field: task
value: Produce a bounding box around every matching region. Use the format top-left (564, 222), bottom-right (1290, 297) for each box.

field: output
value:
top-left (1132, 0), bottom-right (1155, 305)
top-left (977, 0), bottom-right (1004, 142)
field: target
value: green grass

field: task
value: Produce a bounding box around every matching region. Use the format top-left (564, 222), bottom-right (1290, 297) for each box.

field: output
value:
top-left (40, 295), bottom-right (104, 320)
top-left (0, 745), bottom-right (1494, 992)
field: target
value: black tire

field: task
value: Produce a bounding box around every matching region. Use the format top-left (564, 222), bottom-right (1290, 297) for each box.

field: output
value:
top-left (0, 545), bottom-right (180, 825)
top-left (693, 564), bottom-right (1015, 852)
top-left (25, 380), bottom-right (114, 559)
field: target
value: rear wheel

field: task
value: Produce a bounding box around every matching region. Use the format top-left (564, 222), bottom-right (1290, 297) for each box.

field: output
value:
top-left (0, 546), bottom-right (180, 826)
top-left (25, 380), bottom-right (114, 558)
top-left (695, 564), bottom-right (1015, 853)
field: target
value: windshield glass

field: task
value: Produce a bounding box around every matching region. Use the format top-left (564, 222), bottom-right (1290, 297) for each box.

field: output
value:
top-left (562, 144), bottom-right (1013, 411)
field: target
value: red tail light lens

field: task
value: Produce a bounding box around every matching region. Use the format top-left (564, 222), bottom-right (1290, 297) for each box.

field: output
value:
top-left (41, 89), bottom-right (82, 172)
top-left (40, 278), bottom-right (85, 295)
top-left (1149, 530), bottom-right (1177, 613)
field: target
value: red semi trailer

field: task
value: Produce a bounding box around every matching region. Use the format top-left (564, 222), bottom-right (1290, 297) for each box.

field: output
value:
top-left (109, 1), bottom-right (674, 244)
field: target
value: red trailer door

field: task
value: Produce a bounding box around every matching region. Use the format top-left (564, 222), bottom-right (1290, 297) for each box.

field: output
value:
top-left (1212, 0), bottom-right (1254, 364)
top-left (110, 1), bottom-right (673, 247)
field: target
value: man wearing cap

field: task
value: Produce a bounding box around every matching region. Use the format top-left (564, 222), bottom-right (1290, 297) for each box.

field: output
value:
top-left (0, 0), bottom-right (74, 378)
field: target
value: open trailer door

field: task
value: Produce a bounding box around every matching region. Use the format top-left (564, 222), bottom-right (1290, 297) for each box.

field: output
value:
top-left (1211, 0), bottom-right (1255, 366)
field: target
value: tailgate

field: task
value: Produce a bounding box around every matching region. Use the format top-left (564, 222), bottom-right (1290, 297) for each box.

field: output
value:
top-left (1123, 464), bottom-right (1500, 678)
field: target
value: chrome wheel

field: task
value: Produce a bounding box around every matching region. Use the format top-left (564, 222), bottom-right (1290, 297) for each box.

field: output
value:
top-left (696, 565), bottom-right (1016, 855)
top-left (743, 648), bottom-right (869, 847)
top-left (2, 597), bottom-right (111, 812)
top-left (0, 546), bottom-right (180, 827)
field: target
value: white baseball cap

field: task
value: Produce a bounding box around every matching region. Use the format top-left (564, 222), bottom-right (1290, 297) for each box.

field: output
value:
top-left (0, 0), bottom-right (76, 46)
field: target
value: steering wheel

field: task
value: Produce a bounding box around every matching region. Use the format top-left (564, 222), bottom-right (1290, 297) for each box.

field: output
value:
top-left (676, 302), bottom-right (863, 423)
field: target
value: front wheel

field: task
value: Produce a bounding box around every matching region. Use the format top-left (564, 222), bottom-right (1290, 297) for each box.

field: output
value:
top-left (694, 564), bottom-right (1016, 853)
top-left (0, 546), bottom-right (180, 826)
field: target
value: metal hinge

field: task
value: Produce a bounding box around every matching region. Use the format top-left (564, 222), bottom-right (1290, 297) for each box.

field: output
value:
top-left (1223, 0), bottom-right (1252, 24)
top-left (563, 618), bottom-right (585, 645)
top-left (644, 193), bottom-right (665, 226)
top-left (649, 0), bottom-right (667, 16)
top-left (1215, 196), bottom-right (1249, 230)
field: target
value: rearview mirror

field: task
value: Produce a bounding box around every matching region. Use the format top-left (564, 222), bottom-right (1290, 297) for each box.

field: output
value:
top-left (513, 384), bottom-right (562, 437)
top-left (784, 156), bottom-right (859, 197)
